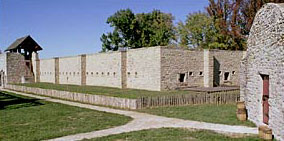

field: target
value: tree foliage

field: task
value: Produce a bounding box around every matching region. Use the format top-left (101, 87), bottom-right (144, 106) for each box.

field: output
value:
top-left (101, 9), bottom-right (175, 52)
top-left (178, 0), bottom-right (284, 50)
top-left (177, 12), bottom-right (219, 49)
top-left (206, 0), bottom-right (284, 50)
top-left (205, 0), bottom-right (246, 50)
top-left (239, 0), bottom-right (284, 36)
top-left (101, 0), bottom-right (284, 51)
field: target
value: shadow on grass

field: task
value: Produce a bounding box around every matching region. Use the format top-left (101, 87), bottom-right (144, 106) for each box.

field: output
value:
top-left (0, 91), bottom-right (44, 110)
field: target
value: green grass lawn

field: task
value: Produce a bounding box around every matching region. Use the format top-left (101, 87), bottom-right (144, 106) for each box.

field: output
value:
top-left (16, 82), bottom-right (196, 99)
top-left (89, 128), bottom-right (260, 141)
top-left (0, 91), bottom-right (132, 141)
top-left (138, 104), bottom-right (255, 127)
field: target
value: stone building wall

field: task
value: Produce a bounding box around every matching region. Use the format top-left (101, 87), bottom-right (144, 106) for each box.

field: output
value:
top-left (160, 48), bottom-right (204, 90)
top-left (81, 55), bottom-right (86, 85)
top-left (239, 52), bottom-right (247, 102)
top-left (160, 48), bottom-right (245, 90)
top-left (211, 50), bottom-right (245, 87)
top-left (242, 3), bottom-right (284, 140)
top-left (58, 55), bottom-right (82, 85)
top-left (6, 53), bottom-right (26, 84)
top-left (121, 51), bottom-right (127, 89)
top-left (85, 52), bottom-right (122, 88)
top-left (203, 49), bottom-right (214, 87)
top-left (31, 52), bottom-right (40, 82)
top-left (126, 47), bottom-right (161, 91)
top-left (39, 58), bottom-right (55, 83)
top-left (0, 53), bottom-right (7, 86)
top-left (35, 46), bottom-right (244, 92)
top-left (0, 53), bottom-right (7, 75)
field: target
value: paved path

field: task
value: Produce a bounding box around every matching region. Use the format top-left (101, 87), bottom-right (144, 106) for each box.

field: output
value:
top-left (2, 89), bottom-right (258, 141)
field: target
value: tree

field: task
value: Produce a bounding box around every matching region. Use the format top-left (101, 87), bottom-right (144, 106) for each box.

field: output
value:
top-left (239, 0), bottom-right (284, 36)
top-left (101, 9), bottom-right (175, 52)
top-left (206, 0), bottom-right (284, 50)
top-left (177, 12), bottom-right (220, 49)
top-left (139, 10), bottom-right (176, 47)
top-left (206, 0), bottom-right (244, 50)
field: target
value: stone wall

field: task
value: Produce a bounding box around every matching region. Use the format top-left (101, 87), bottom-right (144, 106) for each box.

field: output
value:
top-left (126, 47), bottom-right (161, 91)
top-left (158, 48), bottom-right (245, 90)
top-left (0, 53), bottom-right (7, 86)
top-left (85, 52), bottom-right (122, 88)
top-left (160, 48), bottom-right (204, 90)
top-left (203, 49), bottom-right (214, 87)
top-left (211, 50), bottom-right (245, 87)
top-left (6, 53), bottom-right (26, 84)
top-left (39, 58), bottom-right (55, 83)
top-left (55, 58), bottom-right (59, 84)
top-left (243, 3), bottom-right (284, 140)
top-left (31, 52), bottom-right (40, 82)
top-left (121, 51), bottom-right (127, 89)
top-left (59, 55), bottom-right (82, 85)
top-left (0, 53), bottom-right (7, 75)
top-left (239, 53), bottom-right (247, 102)
top-left (36, 47), bottom-right (244, 92)
top-left (81, 55), bottom-right (86, 85)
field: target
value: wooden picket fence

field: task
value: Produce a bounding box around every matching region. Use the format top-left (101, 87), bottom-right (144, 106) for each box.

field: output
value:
top-left (136, 90), bottom-right (240, 108)
top-left (5, 84), bottom-right (240, 109)
top-left (4, 84), bottom-right (137, 109)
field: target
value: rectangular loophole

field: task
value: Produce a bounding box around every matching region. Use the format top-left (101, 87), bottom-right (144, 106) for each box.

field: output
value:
top-left (178, 73), bottom-right (186, 82)
top-left (224, 72), bottom-right (230, 81)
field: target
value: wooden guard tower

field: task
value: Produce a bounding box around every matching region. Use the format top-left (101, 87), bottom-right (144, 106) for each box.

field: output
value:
top-left (5, 35), bottom-right (42, 60)
top-left (4, 35), bottom-right (42, 83)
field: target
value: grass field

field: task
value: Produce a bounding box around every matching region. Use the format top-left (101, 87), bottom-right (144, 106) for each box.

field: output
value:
top-left (138, 104), bottom-right (255, 127)
top-left (0, 91), bottom-right (132, 141)
top-left (90, 128), bottom-right (260, 141)
top-left (16, 82), bottom-right (196, 99)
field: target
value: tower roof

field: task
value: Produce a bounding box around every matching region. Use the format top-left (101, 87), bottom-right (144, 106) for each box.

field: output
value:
top-left (5, 35), bottom-right (42, 52)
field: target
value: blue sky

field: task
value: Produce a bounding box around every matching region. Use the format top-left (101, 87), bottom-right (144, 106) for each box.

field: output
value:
top-left (0, 0), bottom-right (208, 59)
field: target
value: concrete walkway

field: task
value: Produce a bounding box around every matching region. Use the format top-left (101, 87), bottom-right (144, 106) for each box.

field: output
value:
top-left (2, 89), bottom-right (258, 141)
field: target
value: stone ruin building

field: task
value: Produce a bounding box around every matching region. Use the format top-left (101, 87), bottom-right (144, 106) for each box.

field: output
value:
top-left (0, 35), bottom-right (245, 91)
top-left (240, 3), bottom-right (284, 140)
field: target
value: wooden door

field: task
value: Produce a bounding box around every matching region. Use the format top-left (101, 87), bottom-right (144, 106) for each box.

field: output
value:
top-left (262, 75), bottom-right (269, 124)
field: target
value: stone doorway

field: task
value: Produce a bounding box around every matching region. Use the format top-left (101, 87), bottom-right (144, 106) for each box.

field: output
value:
top-left (261, 74), bottom-right (269, 124)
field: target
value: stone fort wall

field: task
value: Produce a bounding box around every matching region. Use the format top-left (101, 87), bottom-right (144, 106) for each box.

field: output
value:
top-left (0, 53), bottom-right (7, 75)
top-left (160, 48), bottom-right (244, 90)
top-left (85, 52), bottom-right (122, 88)
top-left (37, 47), bottom-right (161, 91)
top-left (35, 46), bottom-right (244, 91)
top-left (160, 48), bottom-right (204, 90)
top-left (211, 50), bottom-right (245, 87)
top-left (39, 58), bottom-right (55, 83)
top-left (0, 53), bottom-right (7, 86)
top-left (127, 47), bottom-right (161, 91)
top-left (59, 56), bottom-right (82, 85)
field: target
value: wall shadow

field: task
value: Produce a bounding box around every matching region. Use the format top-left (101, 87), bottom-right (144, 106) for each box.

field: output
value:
top-left (213, 57), bottom-right (220, 87)
top-left (0, 92), bottom-right (44, 110)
